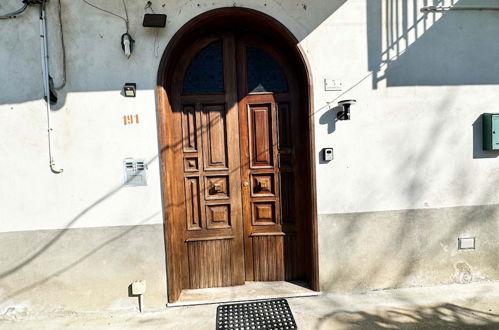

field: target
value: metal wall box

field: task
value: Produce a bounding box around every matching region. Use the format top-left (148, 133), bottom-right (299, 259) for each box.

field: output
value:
top-left (142, 14), bottom-right (167, 28)
top-left (458, 237), bottom-right (475, 250)
top-left (482, 113), bottom-right (499, 151)
top-left (123, 158), bottom-right (147, 187)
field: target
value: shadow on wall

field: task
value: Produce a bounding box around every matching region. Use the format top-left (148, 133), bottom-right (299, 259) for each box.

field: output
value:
top-left (367, 0), bottom-right (499, 89)
top-left (0, 110), bottom-right (292, 307)
top-left (319, 205), bottom-right (499, 295)
top-left (318, 105), bottom-right (341, 135)
top-left (315, 303), bottom-right (499, 329)
top-left (0, 153), bottom-right (163, 306)
top-left (2, 0), bottom-right (499, 308)
top-left (318, 91), bottom-right (499, 293)
top-left (0, 0), bottom-right (348, 107)
top-left (313, 0), bottom-right (499, 127)
top-left (3, 0), bottom-right (499, 107)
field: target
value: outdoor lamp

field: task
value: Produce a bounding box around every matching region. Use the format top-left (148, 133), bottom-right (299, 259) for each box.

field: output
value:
top-left (337, 99), bottom-right (357, 120)
top-left (123, 83), bottom-right (136, 97)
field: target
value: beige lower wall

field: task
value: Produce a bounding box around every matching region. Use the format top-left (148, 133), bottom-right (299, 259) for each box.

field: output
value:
top-left (2, 204), bottom-right (498, 314)
top-left (318, 204), bottom-right (499, 292)
top-left (0, 224), bottom-right (167, 315)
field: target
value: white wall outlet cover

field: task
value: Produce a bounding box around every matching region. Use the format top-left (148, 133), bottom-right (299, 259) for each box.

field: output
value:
top-left (323, 148), bottom-right (334, 161)
top-left (458, 237), bottom-right (475, 250)
top-left (324, 79), bottom-right (342, 91)
top-left (131, 280), bottom-right (147, 295)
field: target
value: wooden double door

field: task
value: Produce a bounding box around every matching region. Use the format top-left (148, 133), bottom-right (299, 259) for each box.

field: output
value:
top-left (166, 32), bottom-right (310, 300)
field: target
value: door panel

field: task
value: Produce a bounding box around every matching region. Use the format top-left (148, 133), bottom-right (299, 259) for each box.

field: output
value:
top-left (202, 105), bottom-right (228, 171)
top-left (181, 101), bottom-right (244, 289)
top-left (248, 104), bottom-right (273, 168)
top-left (252, 234), bottom-right (285, 281)
top-left (181, 105), bottom-right (198, 152)
top-left (187, 239), bottom-right (232, 288)
top-left (174, 35), bottom-right (245, 290)
top-left (184, 177), bottom-right (202, 230)
top-left (277, 103), bottom-right (291, 148)
top-left (237, 37), bottom-right (305, 282)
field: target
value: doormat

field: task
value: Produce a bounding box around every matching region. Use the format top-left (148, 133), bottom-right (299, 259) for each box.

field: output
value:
top-left (216, 298), bottom-right (297, 330)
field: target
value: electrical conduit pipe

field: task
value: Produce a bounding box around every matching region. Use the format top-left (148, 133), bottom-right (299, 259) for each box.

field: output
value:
top-left (39, 2), bottom-right (63, 174)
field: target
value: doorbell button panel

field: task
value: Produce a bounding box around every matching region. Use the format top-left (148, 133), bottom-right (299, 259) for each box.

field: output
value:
top-left (323, 148), bottom-right (334, 161)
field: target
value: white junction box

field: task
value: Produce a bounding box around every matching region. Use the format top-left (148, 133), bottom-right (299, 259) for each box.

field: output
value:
top-left (458, 237), bottom-right (475, 250)
top-left (131, 280), bottom-right (147, 295)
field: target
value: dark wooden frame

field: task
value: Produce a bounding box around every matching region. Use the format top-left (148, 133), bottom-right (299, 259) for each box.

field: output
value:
top-left (156, 7), bottom-right (319, 303)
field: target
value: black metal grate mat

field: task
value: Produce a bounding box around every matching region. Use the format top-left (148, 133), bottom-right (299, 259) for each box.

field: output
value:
top-left (216, 298), bottom-right (297, 330)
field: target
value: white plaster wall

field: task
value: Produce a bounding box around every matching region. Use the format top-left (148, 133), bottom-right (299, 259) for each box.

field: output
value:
top-left (1, 0), bottom-right (499, 232)
top-left (308, 0), bottom-right (499, 214)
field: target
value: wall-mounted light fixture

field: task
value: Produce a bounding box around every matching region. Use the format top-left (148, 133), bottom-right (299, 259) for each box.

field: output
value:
top-left (121, 33), bottom-right (134, 58)
top-left (123, 83), bottom-right (136, 97)
top-left (337, 99), bottom-right (357, 120)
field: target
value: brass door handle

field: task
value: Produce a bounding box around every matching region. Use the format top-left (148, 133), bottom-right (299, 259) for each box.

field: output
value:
top-left (243, 181), bottom-right (249, 187)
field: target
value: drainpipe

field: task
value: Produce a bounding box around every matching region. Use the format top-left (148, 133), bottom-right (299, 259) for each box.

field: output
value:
top-left (40, 2), bottom-right (63, 174)
top-left (421, 6), bottom-right (499, 13)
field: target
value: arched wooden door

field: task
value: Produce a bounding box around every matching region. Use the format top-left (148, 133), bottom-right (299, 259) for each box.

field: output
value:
top-left (160, 20), bottom-right (315, 302)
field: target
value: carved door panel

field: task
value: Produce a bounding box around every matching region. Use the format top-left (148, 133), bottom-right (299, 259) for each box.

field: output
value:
top-left (173, 34), bottom-right (245, 290)
top-left (167, 33), bottom-right (307, 299)
top-left (237, 37), bottom-right (305, 281)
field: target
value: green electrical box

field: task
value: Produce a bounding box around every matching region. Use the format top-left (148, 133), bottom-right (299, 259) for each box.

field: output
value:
top-left (482, 113), bottom-right (499, 151)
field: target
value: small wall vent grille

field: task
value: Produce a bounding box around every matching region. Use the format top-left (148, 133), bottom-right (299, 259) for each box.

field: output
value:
top-left (123, 158), bottom-right (148, 187)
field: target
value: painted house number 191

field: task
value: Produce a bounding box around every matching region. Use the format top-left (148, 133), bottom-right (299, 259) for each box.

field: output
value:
top-left (123, 114), bottom-right (139, 125)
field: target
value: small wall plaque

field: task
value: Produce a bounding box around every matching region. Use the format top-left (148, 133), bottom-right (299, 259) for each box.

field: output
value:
top-left (324, 79), bottom-right (342, 91)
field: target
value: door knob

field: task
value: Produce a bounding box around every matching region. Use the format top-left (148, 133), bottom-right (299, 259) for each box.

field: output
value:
top-left (243, 181), bottom-right (249, 187)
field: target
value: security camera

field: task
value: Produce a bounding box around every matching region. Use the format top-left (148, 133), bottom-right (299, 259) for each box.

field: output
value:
top-left (337, 99), bottom-right (357, 120)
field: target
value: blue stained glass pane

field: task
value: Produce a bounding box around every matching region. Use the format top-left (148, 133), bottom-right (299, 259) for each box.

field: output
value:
top-left (183, 41), bottom-right (224, 94)
top-left (247, 46), bottom-right (288, 93)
